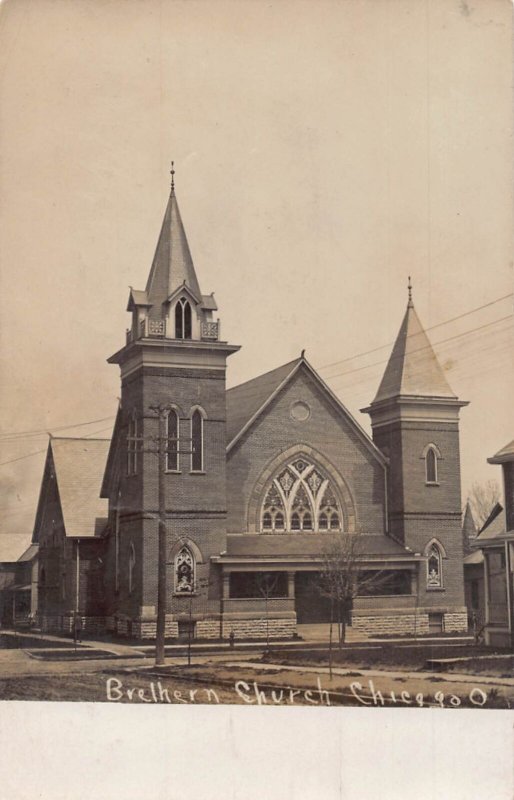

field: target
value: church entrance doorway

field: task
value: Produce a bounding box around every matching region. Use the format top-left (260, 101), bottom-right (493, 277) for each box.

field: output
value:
top-left (294, 572), bottom-right (333, 624)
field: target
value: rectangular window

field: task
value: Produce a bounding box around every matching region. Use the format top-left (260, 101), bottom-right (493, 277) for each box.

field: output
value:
top-left (229, 572), bottom-right (288, 599)
top-left (356, 570), bottom-right (411, 596)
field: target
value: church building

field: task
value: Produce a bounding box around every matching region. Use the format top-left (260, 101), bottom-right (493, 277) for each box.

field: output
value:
top-left (34, 174), bottom-right (469, 639)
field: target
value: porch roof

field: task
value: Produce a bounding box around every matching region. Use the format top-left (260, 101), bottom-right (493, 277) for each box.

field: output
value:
top-left (217, 533), bottom-right (416, 560)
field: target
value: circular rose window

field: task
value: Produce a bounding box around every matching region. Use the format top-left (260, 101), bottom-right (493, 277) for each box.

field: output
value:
top-left (290, 401), bottom-right (311, 422)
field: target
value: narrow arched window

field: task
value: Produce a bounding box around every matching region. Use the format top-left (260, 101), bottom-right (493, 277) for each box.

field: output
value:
top-left (427, 544), bottom-right (442, 588)
top-left (127, 410), bottom-right (138, 476)
top-left (128, 543), bottom-right (136, 594)
top-left (175, 546), bottom-right (195, 593)
top-left (175, 297), bottom-right (192, 339)
top-left (166, 410), bottom-right (179, 472)
top-left (425, 447), bottom-right (438, 484)
top-left (191, 410), bottom-right (203, 472)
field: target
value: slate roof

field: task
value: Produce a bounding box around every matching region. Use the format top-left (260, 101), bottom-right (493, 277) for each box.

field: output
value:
top-left (50, 438), bottom-right (110, 538)
top-left (464, 550), bottom-right (484, 565)
top-left (223, 533), bottom-right (413, 559)
top-left (488, 439), bottom-right (514, 464)
top-left (17, 544), bottom-right (38, 562)
top-left (371, 301), bottom-right (457, 404)
top-left (201, 293), bottom-right (218, 311)
top-left (476, 503), bottom-right (506, 542)
top-left (226, 358), bottom-right (301, 445)
top-left (144, 190), bottom-right (202, 309)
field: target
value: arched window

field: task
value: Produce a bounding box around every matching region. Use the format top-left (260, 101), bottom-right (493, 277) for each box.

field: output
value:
top-left (175, 546), bottom-right (195, 593)
top-left (127, 410), bottom-right (138, 476)
top-left (175, 297), bottom-right (192, 339)
top-left (191, 410), bottom-right (203, 472)
top-left (260, 457), bottom-right (343, 532)
top-left (427, 543), bottom-right (443, 588)
top-left (128, 543), bottom-right (136, 594)
top-left (166, 410), bottom-right (179, 472)
top-left (425, 446), bottom-right (439, 484)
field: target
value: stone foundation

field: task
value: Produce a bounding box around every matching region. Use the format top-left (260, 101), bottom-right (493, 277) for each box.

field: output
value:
top-left (221, 618), bottom-right (296, 640)
top-left (443, 612), bottom-right (468, 633)
top-left (353, 613), bottom-right (430, 636)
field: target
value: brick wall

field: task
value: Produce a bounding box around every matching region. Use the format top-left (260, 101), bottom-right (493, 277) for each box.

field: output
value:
top-left (227, 369), bottom-right (387, 535)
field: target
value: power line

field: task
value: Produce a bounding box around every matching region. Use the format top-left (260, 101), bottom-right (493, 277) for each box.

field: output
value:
top-left (0, 414), bottom-right (115, 442)
top-left (317, 292), bottom-right (513, 371)
top-left (322, 314), bottom-right (513, 382)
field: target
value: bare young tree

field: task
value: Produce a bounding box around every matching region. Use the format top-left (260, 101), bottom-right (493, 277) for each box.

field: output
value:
top-left (254, 572), bottom-right (280, 652)
top-left (318, 535), bottom-right (397, 676)
top-left (466, 480), bottom-right (501, 530)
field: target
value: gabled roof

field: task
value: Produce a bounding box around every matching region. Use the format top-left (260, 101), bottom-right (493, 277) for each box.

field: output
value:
top-left (44, 438), bottom-right (110, 539)
top-left (488, 439), bottom-right (514, 465)
top-left (226, 356), bottom-right (387, 465)
top-left (462, 501), bottom-right (477, 539)
top-left (371, 300), bottom-right (458, 404)
top-left (201, 293), bottom-right (218, 311)
top-left (100, 405), bottom-right (123, 499)
top-left (126, 289), bottom-right (151, 311)
top-left (464, 550), bottom-right (484, 566)
top-left (476, 503), bottom-right (506, 542)
top-left (17, 544), bottom-right (38, 562)
top-left (144, 190), bottom-right (202, 308)
top-left (226, 358), bottom-right (302, 446)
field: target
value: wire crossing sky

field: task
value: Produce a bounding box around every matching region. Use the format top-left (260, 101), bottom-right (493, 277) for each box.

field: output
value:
top-left (0, 0), bottom-right (512, 559)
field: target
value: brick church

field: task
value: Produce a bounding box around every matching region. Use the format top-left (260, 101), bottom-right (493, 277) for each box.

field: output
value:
top-left (33, 176), bottom-right (469, 639)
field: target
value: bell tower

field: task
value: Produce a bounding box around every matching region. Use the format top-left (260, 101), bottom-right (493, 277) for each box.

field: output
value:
top-left (362, 281), bottom-right (468, 624)
top-left (105, 167), bottom-right (240, 637)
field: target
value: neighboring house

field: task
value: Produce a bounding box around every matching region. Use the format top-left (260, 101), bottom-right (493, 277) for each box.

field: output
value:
top-left (472, 441), bottom-right (514, 647)
top-left (2, 177), bottom-right (471, 639)
top-left (0, 544), bottom-right (38, 628)
top-left (34, 438), bottom-right (109, 634)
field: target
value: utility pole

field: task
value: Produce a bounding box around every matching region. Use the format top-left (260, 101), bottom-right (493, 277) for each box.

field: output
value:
top-left (138, 405), bottom-right (194, 668)
top-left (153, 407), bottom-right (168, 667)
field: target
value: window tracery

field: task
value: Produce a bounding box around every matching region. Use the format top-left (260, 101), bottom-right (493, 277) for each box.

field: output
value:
top-left (175, 546), bottom-right (195, 593)
top-left (260, 458), bottom-right (343, 532)
top-left (427, 543), bottom-right (443, 588)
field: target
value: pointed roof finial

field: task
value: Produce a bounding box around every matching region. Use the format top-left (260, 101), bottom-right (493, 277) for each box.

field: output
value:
top-left (407, 275), bottom-right (413, 307)
top-left (170, 160), bottom-right (175, 192)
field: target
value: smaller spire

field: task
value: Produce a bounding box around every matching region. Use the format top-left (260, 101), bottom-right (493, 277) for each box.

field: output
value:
top-left (170, 160), bottom-right (175, 193)
top-left (407, 275), bottom-right (413, 308)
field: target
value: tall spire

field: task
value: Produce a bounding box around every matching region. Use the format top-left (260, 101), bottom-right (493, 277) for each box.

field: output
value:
top-left (370, 295), bottom-right (457, 404)
top-left (144, 171), bottom-right (202, 311)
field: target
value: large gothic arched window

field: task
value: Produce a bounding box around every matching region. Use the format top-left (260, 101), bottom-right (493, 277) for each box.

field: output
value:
top-left (260, 457), bottom-right (343, 533)
top-left (175, 546), bottom-right (195, 593)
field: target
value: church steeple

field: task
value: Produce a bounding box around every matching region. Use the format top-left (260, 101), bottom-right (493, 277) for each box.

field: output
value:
top-left (144, 179), bottom-right (203, 311)
top-left (371, 281), bottom-right (457, 406)
top-left (122, 168), bottom-right (222, 345)
top-left (362, 283), bottom-right (468, 573)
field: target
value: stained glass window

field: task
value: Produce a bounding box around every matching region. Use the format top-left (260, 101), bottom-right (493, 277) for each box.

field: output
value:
top-left (427, 544), bottom-right (442, 588)
top-left (175, 547), bottom-right (195, 593)
top-left (260, 458), bottom-right (343, 532)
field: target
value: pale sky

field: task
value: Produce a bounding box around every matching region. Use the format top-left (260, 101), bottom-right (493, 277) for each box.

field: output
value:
top-left (0, 0), bottom-right (512, 560)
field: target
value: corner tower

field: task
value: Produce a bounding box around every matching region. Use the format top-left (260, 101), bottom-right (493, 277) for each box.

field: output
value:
top-left (362, 282), bottom-right (468, 629)
top-left (104, 169), bottom-right (239, 638)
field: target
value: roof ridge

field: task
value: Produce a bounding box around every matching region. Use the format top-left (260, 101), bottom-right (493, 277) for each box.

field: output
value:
top-left (227, 357), bottom-right (301, 393)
